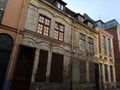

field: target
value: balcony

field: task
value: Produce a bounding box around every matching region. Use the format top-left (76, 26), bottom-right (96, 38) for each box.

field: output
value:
top-left (0, 10), bottom-right (4, 23)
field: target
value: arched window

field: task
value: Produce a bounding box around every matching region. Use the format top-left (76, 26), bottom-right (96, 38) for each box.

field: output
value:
top-left (0, 34), bottom-right (13, 90)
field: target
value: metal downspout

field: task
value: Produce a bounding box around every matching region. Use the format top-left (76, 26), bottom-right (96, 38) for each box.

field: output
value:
top-left (70, 17), bottom-right (75, 90)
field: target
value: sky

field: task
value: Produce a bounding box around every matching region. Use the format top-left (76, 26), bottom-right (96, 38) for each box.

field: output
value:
top-left (63, 0), bottom-right (120, 23)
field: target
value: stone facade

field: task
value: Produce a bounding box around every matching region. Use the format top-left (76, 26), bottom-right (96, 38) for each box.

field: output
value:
top-left (22, 0), bottom-right (99, 90)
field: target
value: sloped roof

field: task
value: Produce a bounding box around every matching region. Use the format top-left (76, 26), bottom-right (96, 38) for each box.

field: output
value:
top-left (83, 13), bottom-right (95, 24)
top-left (65, 7), bottom-right (76, 17)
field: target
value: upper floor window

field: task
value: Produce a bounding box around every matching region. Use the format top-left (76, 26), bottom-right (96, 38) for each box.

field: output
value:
top-left (78, 15), bottom-right (84, 22)
top-left (102, 35), bottom-right (107, 55)
top-left (79, 33), bottom-right (85, 52)
top-left (57, 2), bottom-right (64, 11)
top-left (37, 15), bottom-right (51, 36)
top-left (108, 39), bottom-right (112, 57)
top-left (88, 22), bottom-right (93, 28)
top-left (88, 37), bottom-right (94, 54)
top-left (54, 22), bottom-right (64, 41)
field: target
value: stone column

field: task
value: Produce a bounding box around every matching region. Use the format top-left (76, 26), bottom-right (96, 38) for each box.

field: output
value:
top-left (31, 48), bottom-right (40, 82)
top-left (108, 65), bottom-right (111, 83)
top-left (102, 63), bottom-right (106, 88)
top-left (113, 65), bottom-right (116, 83)
top-left (86, 61), bottom-right (89, 82)
top-left (45, 50), bottom-right (52, 82)
top-left (63, 55), bottom-right (70, 82)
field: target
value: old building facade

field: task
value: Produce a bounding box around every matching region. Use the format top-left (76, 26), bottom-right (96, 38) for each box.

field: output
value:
top-left (95, 27), bottom-right (116, 89)
top-left (15, 0), bottom-right (72, 90)
top-left (0, 0), bottom-right (117, 90)
top-left (0, 0), bottom-right (28, 90)
top-left (13, 0), bottom-right (99, 90)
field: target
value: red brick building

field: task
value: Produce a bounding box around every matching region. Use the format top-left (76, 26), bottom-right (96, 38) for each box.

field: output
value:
top-left (106, 25), bottom-right (120, 86)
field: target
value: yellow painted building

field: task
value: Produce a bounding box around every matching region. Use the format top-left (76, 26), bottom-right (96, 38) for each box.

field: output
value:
top-left (95, 27), bottom-right (116, 89)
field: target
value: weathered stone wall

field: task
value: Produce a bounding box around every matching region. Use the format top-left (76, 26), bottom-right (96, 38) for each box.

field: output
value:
top-left (23, 0), bottom-right (98, 90)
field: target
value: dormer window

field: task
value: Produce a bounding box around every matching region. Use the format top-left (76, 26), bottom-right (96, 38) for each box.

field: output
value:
top-left (52, 0), bottom-right (66, 11)
top-left (78, 15), bottom-right (84, 22)
top-left (57, 2), bottom-right (64, 10)
top-left (88, 22), bottom-right (93, 28)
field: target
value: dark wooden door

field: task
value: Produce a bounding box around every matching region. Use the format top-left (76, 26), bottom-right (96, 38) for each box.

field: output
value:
top-left (49, 53), bottom-right (63, 82)
top-left (35, 49), bottom-right (48, 82)
top-left (95, 63), bottom-right (100, 90)
top-left (11, 46), bottom-right (35, 90)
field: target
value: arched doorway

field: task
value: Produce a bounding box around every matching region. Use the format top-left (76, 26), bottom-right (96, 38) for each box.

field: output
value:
top-left (0, 34), bottom-right (13, 90)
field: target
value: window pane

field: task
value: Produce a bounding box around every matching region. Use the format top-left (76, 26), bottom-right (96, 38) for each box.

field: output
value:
top-left (79, 33), bottom-right (85, 51)
top-left (60, 25), bottom-right (64, 32)
top-left (108, 39), bottom-right (112, 57)
top-left (39, 16), bottom-right (44, 23)
top-left (59, 32), bottom-right (63, 41)
top-left (54, 30), bottom-right (58, 39)
top-left (37, 15), bottom-right (50, 36)
top-left (55, 23), bottom-right (59, 30)
top-left (45, 18), bottom-right (50, 26)
top-left (88, 37), bottom-right (94, 54)
top-left (37, 24), bottom-right (43, 34)
top-left (43, 26), bottom-right (49, 36)
top-left (54, 22), bottom-right (64, 41)
top-left (57, 3), bottom-right (60, 9)
top-left (61, 5), bottom-right (64, 10)
top-left (102, 36), bottom-right (107, 55)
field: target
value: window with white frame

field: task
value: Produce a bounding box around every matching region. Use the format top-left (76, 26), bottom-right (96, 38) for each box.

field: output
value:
top-left (79, 33), bottom-right (85, 51)
top-left (57, 2), bottom-right (64, 11)
top-left (108, 38), bottom-right (112, 57)
top-left (54, 22), bottom-right (64, 41)
top-left (102, 35), bottom-right (107, 55)
top-left (104, 64), bottom-right (108, 81)
top-left (78, 15), bottom-right (84, 22)
top-left (37, 14), bottom-right (51, 36)
top-left (88, 22), bottom-right (93, 28)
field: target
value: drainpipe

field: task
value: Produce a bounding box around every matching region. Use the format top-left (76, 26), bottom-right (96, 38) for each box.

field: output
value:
top-left (4, 0), bottom-right (27, 90)
top-left (70, 17), bottom-right (75, 90)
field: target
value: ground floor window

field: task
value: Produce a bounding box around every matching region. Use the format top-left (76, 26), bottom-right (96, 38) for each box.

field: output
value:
top-left (35, 49), bottom-right (48, 82)
top-left (110, 65), bottom-right (114, 82)
top-left (49, 52), bottom-right (63, 82)
top-left (104, 64), bottom-right (108, 82)
top-left (79, 60), bottom-right (86, 82)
